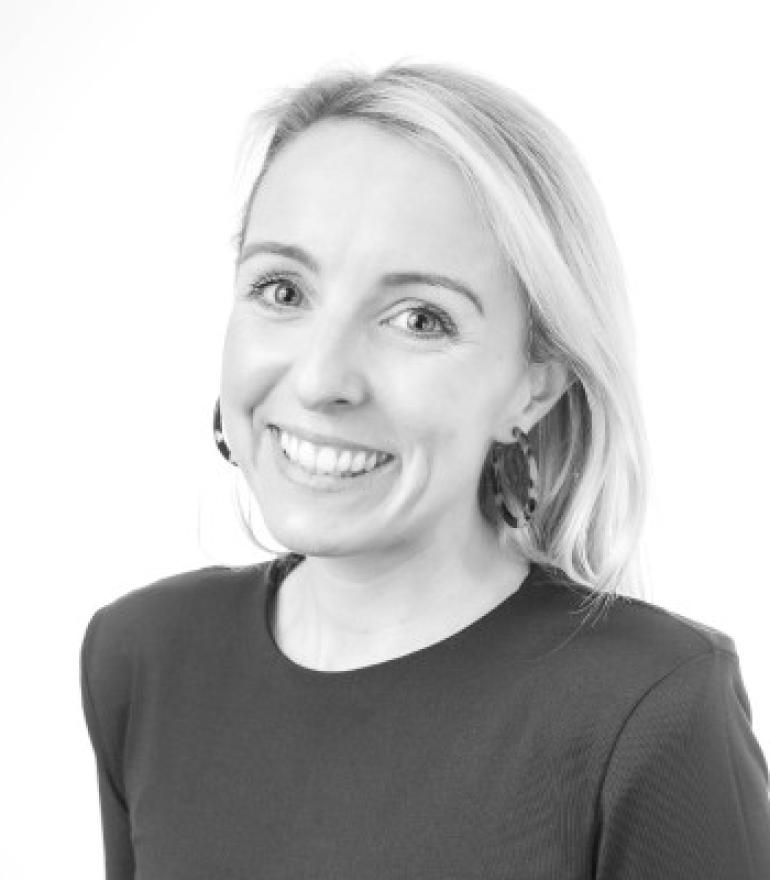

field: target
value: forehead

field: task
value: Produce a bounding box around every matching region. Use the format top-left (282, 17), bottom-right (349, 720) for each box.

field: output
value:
top-left (245, 119), bottom-right (506, 277)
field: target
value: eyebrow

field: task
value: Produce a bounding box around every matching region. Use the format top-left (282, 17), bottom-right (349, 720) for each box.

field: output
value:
top-left (238, 240), bottom-right (485, 315)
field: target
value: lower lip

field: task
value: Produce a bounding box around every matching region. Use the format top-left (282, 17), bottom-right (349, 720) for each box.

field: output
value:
top-left (268, 427), bottom-right (398, 492)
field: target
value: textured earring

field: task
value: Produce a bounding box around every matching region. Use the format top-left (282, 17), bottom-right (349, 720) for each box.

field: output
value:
top-left (490, 426), bottom-right (538, 528)
top-left (213, 397), bottom-right (238, 467)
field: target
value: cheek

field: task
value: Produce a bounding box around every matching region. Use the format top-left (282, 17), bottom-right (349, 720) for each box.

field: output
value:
top-left (220, 311), bottom-right (284, 399)
top-left (385, 361), bottom-right (490, 451)
top-left (392, 347), bottom-right (520, 467)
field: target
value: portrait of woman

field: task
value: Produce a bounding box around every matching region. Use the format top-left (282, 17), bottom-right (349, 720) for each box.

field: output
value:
top-left (79, 61), bottom-right (770, 878)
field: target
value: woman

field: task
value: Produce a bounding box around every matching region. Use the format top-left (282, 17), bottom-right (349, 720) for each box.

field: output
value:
top-left (80, 62), bottom-right (770, 878)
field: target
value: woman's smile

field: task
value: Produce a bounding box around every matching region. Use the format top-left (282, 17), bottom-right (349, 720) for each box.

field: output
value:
top-left (265, 425), bottom-right (400, 494)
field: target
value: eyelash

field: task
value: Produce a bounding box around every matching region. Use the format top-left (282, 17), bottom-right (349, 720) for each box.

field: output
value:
top-left (244, 271), bottom-right (459, 339)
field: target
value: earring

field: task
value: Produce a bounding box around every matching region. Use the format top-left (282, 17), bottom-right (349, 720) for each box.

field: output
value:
top-left (490, 426), bottom-right (538, 528)
top-left (213, 397), bottom-right (238, 467)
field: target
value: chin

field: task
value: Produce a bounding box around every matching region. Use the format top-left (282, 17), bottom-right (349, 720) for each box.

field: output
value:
top-left (260, 515), bottom-right (365, 558)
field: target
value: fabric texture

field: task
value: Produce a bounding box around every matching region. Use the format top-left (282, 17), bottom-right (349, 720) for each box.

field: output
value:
top-left (79, 554), bottom-right (770, 879)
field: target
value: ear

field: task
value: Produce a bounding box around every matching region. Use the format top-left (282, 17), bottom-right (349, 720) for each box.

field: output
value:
top-left (496, 360), bottom-right (574, 440)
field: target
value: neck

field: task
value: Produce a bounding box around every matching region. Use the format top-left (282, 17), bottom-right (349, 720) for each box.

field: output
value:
top-left (272, 515), bottom-right (529, 672)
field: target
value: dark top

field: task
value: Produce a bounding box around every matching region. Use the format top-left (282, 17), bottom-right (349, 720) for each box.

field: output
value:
top-left (79, 553), bottom-right (770, 879)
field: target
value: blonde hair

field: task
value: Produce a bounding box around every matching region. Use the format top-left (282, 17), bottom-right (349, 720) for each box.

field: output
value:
top-left (227, 59), bottom-right (651, 610)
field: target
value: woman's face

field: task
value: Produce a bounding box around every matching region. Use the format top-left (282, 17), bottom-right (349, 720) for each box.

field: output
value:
top-left (221, 119), bottom-right (543, 558)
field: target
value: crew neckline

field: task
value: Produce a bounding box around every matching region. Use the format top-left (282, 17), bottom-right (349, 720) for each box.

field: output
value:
top-left (258, 552), bottom-right (543, 681)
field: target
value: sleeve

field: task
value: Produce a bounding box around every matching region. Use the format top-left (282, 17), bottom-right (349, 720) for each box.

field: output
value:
top-left (595, 647), bottom-right (770, 880)
top-left (80, 608), bottom-right (136, 880)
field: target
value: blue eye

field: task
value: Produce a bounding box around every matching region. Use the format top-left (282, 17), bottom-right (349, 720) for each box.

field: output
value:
top-left (244, 272), bottom-right (459, 339)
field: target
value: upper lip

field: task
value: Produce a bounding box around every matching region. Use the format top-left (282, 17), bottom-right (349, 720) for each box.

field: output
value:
top-left (270, 423), bottom-right (393, 457)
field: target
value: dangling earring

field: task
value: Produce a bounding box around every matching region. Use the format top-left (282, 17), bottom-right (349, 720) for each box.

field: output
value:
top-left (213, 397), bottom-right (238, 467)
top-left (490, 426), bottom-right (538, 528)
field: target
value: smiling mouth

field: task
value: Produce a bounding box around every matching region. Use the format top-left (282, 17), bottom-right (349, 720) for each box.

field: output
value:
top-left (268, 426), bottom-right (396, 483)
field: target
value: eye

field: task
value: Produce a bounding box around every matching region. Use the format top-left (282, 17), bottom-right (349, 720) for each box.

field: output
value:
top-left (385, 305), bottom-right (458, 338)
top-left (245, 272), bottom-right (306, 309)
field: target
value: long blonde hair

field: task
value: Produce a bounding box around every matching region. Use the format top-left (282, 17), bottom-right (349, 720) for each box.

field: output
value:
top-left (227, 60), bottom-right (651, 608)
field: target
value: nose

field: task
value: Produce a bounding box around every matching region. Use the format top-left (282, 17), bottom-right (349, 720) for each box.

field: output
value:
top-left (290, 313), bottom-right (368, 409)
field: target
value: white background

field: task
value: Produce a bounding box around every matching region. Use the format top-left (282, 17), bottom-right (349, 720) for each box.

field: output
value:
top-left (1, 0), bottom-right (768, 875)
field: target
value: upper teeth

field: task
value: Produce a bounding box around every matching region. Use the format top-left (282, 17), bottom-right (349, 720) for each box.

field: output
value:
top-left (277, 429), bottom-right (392, 476)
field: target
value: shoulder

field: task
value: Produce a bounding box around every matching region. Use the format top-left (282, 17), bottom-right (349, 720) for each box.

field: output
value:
top-left (80, 559), bottom-right (275, 668)
top-left (528, 570), bottom-right (766, 795)
top-left (599, 589), bottom-right (736, 656)
top-left (541, 564), bottom-right (736, 653)
top-left (527, 565), bottom-right (740, 710)
top-left (584, 593), bottom-right (770, 876)
top-left (78, 559), bottom-right (275, 801)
